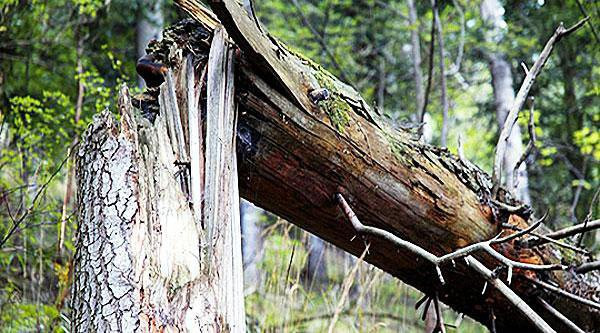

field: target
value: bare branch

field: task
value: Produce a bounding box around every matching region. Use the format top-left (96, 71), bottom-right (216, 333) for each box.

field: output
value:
top-left (576, 186), bottom-right (600, 246)
top-left (327, 244), bottom-right (369, 333)
top-left (574, 0), bottom-right (600, 43)
top-left (513, 96), bottom-right (537, 189)
top-left (433, 292), bottom-right (446, 333)
top-left (465, 257), bottom-right (556, 333)
top-left (290, 0), bottom-right (349, 82)
top-left (533, 219), bottom-right (600, 245)
top-left (492, 18), bottom-right (588, 195)
top-left (489, 306), bottom-right (497, 333)
top-left (528, 277), bottom-right (600, 311)
top-left (537, 297), bottom-right (585, 333)
top-left (336, 193), bottom-right (566, 282)
top-left (0, 149), bottom-right (72, 248)
top-left (502, 223), bottom-right (590, 255)
top-left (492, 199), bottom-right (529, 213)
top-left (574, 260), bottom-right (600, 274)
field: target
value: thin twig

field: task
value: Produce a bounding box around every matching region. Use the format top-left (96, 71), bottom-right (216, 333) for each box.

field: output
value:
top-left (0, 150), bottom-right (73, 248)
top-left (327, 244), bottom-right (369, 333)
top-left (574, 260), bottom-right (600, 274)
top-left (433, 291), bottom-right (446, 333)
top-left (575, 186), bottom-right (600, 247)
top-left (492, 17), bottom-right (589, 195)
top-left (537, 297), bottom-right (586, 333)
top-left (492, 199), bottom-right (528, 213)
top-left (528, 277), bottom-right (600, 311)
top-left (465, 257), bottom-right (555, 333)
top-left (533, 219), bottom-right (600, 245)
top-left (502, 223), bottom-right (590, 255)
top-left (489, 306), bottom-right (496, 333)
top-left (574, 0), bottom-right (599, 43)
top-left (290, 0), bottom-right (348, 82)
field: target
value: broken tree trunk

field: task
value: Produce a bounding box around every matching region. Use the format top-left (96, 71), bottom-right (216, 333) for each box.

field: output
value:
top-left (73, 0), bottom-right (599, 331)
top-left (71, 27), bottom-right (245, 331)
top-left (174, 1), bottom-right (599, 331)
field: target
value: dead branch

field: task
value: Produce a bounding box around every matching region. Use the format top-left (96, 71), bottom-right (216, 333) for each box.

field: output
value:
top-left (337, 193), bottom-right (565, 286)
top-left (492, 17), bottom-right (589, 195)
top-left (501, 223), bottom-right (589, 255)
top-left (290, 0), bottom-right (348, 82)
top-left (336, 192), bottom-right (557, 332)
top-left (574, 0), bottom-right (599, 43)
top-left (576, 186), bottom-right (600, 246)
top-left (531, 219), bottom-right (600, 246)
top-left (537, 297), bottom-right (585, 333)
top-left (464, 257), bottom-right (555, 333)
top-left (433, 291), bottom-right (446, 333)
top-left (327, 245), bottom-right (369, 333)
top-left (574, 260), bottom-right (600, 274)
top-left (528, 277), bottom-right (600, 311)
top-left (513, 96), bottom-right (537, 189)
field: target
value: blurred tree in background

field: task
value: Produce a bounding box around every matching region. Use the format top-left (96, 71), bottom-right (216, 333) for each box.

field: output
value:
top-left (0, 0), bottom-right (597, 331)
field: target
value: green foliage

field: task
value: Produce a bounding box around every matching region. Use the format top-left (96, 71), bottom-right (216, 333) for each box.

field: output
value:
top-left (0, 0), bottom-right (171, 331)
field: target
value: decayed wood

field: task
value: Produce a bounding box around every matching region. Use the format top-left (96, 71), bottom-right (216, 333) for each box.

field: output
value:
top-left (143, 2), bottom-right (598, 331)
top-left (203, 26), bottom-right (246, 331)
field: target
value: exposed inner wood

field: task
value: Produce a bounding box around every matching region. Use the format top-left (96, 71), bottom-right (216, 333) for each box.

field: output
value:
top-left (131, 2), bottom-right (600, 331)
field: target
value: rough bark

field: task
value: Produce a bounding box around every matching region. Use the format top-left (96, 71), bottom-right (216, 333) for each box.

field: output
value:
top-left (85, 1), bottom-right (598, 331)
top-left (72, 28), bottom-right (245, 331)
top-left (72, 93), bottom-right (209, 331)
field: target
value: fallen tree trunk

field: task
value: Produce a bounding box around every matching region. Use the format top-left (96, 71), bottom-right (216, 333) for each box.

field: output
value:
top-left (82, 1), bottom-right (598, 331)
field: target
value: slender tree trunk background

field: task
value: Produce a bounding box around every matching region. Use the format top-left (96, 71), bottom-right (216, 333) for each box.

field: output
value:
top-left (480, 0), bottom-right (531, 204)
top-left (240, 200), bottom-right (263, 293)
top-left (304, 234), bottom-right (329, 289)
top-left (407, 0), bottom-right (424, 119)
